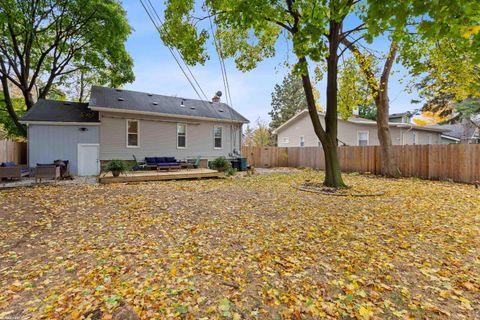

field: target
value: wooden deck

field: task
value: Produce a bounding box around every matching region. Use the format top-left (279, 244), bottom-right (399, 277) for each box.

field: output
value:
top-left (99, 168), bottom-right (224, 184)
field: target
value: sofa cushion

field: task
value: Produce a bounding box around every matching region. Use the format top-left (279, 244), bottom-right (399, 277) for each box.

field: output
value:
top-left (155, 157), bottom-right (166, 163)
top-left (165, 157), bottom-right (176, 163)
top-left (4, 161), bottom-right (17, 167)
top-left (145, 157), bottom-right (156, 165)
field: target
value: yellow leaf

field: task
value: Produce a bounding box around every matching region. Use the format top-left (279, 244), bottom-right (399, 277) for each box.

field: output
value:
top-left (358, 305), bottom-right (373, 319)
top-left (463, 25), bottom-right (480, 38)
top-left (170, 266), bottom-right (177, 277)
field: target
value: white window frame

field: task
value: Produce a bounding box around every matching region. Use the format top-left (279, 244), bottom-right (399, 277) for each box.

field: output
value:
top-left (413, 132), bottom-right (417, 145)
top-left (282, 137), bottom-right (289, 144)
top-left (177, 123), bottom-right (187, 149)
top-left (300, 136), bottom-right (305, 147)
top-left (126, 119), bottom-right (139, 148)
top-left (214, 125), bottom-right (223, 149)
top-left (357, 131), bottom-right (369, 146)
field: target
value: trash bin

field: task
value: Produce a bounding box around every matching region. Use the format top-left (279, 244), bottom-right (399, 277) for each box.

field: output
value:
top-left (231, 159), bottom-right (240, 170)
top-left (238, 157), bottom-right (247, 171)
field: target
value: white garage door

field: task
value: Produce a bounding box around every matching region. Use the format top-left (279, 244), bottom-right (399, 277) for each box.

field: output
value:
top-left (77, 144), bottom-right (100, 176)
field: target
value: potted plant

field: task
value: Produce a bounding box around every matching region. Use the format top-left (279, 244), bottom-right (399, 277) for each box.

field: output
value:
top-left (209, 157), bottom-right (232, 172)
top-left (105, 160), bottom-right (129, 177)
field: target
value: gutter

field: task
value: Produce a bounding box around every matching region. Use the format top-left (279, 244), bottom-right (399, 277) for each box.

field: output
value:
top-left (19, 121), bottom-right (101, 126)
top-left (89, 106), bottom-right (248, 124)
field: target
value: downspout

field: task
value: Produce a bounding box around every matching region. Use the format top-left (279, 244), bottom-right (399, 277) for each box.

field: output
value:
top-left (400, 124), bottom-right (413, 145)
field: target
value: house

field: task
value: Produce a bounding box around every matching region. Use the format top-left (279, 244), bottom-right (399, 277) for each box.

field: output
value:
top-left (389, 112), bottom-right (413, 124)
top-left (272, 110), bottom-right (447, 147)
top-left (20, 86), bottom-right (249, 176)
top-left (430, 122), bottom-right (480, 144)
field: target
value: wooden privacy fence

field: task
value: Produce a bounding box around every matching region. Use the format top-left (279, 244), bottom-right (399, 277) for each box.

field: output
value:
top-left (242, 145), bottom-right (480, 184)
top-left (0, 140), bottom-right (27, 164)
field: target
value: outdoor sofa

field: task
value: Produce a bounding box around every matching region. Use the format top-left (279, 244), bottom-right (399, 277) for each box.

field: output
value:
top-left (144, 157), bottom-right (181, 171)
top-left (0, 162), bottom-right (29, 180)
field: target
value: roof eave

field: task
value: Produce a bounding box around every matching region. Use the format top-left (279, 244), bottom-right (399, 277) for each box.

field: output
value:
top-left (19, 120), bottom-right (101, 125)
top-left (89, 106), bottom-right (248, 124)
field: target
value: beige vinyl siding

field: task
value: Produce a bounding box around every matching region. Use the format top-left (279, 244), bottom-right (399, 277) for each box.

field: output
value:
top-left (276, 112), bottom-right (442, 147)
top-left (99, 111), bottom-right (242, 161)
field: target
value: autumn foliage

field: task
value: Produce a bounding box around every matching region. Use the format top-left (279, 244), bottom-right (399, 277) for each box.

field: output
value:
top-left (1, 171), bottom-right (478, 319)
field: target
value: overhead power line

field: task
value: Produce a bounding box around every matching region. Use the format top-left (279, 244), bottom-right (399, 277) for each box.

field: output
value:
top-left (207, 8), bottom-right (234, 108)
top-left (139, 0), bottom-right (210, 103)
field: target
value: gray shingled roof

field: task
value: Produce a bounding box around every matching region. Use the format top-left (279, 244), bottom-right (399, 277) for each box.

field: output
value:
top-left (89, 86), bottom-right (249, 123)
top-left (428, 123), bottom-right (477, 140)
top-left (20, 100), bottom-right (99, 123)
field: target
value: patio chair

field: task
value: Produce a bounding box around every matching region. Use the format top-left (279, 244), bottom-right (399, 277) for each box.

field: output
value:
top-left (187, 156), bottom-right (201, 169)
top-left (0, 162), bottom-right (29, 180)
top-left (132, 155), bottom-right (145, 171)
top-left (35, 164), bottom-right (60, 183)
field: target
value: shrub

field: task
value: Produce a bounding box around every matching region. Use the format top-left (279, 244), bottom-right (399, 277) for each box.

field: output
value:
top-left (105, 160), bottom-right (129, 175)
top-left (225, 167), bottom-right (237, 177)
top-left (209, 157), bottom-right (231, 172)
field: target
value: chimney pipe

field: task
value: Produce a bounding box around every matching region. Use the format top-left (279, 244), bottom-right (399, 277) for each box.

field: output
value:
top-left (212, 90), bottom-right (222, 103)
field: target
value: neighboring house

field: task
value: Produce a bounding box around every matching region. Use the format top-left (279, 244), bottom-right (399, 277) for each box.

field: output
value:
top-left (273, 110), bottom-right (446, 147)
top-left (20, 86), bottom-right (249, 176)
top-left (431, 121), bottom-right (480, 144)
top-left (389, 112), bottom-right (413, 124)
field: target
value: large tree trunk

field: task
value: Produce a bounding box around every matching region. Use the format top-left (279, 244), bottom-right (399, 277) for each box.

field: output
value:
top-left (299, 54), bottom-right (346, 188)
top-left (22, 89), bottom-right (35, 111)
top-left (341, 38), bottom-right (401, 178)
top-left (323, 20), bottom-right (346, 187)
top-left (376, 44), bottom-right (400, 178)
top-left (1, 75), bottom-right (27, 137)
top-left (375, 90), bottom-right (400, 177)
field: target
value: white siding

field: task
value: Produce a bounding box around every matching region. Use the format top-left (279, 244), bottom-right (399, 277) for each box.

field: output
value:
top-left (28, 124), bottom-right (100, 175)
top-left (99, 112), bottom-right (242, 161)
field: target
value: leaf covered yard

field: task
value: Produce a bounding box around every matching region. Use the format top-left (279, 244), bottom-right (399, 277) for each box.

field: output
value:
top-left (0, 172), bottom-right (479, 319)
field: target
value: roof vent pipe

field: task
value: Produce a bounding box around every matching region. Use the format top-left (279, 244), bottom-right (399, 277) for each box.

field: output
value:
top-left (212, 90), bottom-right (222, 103)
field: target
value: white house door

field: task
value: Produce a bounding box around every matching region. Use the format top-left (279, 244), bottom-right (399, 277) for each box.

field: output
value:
top-left (77, 144), bottom-right (100, 176)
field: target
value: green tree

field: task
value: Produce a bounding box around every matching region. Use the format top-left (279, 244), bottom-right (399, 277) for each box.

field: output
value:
top-left (269, 72), bottom-right (321, 130)
top-left (0, 91), bottom-right (24, 138)
top-left (337, 57), bottom-right (375, 120)
top-left (159, 0), bottom-right (479, 186)
top-left (243, 119), bottom-right (274, 147)
top-left (160, 0), bottom-right (368, 187)
top-left (252, 118), bottom-right (273, 147)
top-left (0, 0), bottom-right (134, 136)
top-left (411, 40), bottom-right (480, 124)
top-left (338, 0), bottom-right (479, 177)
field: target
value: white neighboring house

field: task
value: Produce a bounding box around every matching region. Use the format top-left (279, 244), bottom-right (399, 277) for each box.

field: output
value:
top-left (272, 110), bottom-right (447, 147)
top-left (20, 86), bottom-right (249, 176)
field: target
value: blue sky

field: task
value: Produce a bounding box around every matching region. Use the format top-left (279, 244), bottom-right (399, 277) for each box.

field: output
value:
top-left (121, 0), bottom-right (419, 123)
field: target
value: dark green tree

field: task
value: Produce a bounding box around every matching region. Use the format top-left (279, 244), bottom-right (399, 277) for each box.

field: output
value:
top-left (269, 73), bottom-right (320, 130)
top-left (0, 0), bottom-right (135, 136)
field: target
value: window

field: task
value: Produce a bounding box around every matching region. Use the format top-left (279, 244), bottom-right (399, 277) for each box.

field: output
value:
top-left (300, 136), bottom-right (305, 147)
top-left (412, 132), bottom-right (417, 145)
top-left (357, 131), bottom-right (369, 146)
top-left (214, 126), bottom-right (223, 149)
top-left (283, 137), bottom-right (289, 144)
top-left (177, 123), bottom-right (187, 148)
top-left (126, 120), bottom-right (139, 147)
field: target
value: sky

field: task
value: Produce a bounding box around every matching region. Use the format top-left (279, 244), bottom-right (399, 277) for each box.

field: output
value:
top-left (121, 0), bottom-right (420, 124)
